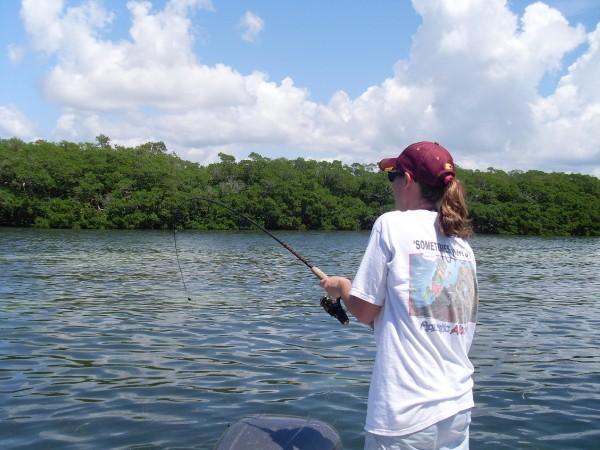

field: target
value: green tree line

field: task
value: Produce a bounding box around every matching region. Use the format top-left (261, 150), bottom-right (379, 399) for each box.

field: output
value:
top-left (1, 137), bottom-right (598, 236)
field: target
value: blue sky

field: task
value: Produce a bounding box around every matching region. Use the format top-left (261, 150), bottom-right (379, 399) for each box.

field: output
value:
top-left (1, 0), bottom-right (600, 175)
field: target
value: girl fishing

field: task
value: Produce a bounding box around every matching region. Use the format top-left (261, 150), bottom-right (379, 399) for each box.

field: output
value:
top-left (320, 141), bottom-right (479, 450)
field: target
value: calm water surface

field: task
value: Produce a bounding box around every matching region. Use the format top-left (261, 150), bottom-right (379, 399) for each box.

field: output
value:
top-left (1, 228), bottom-right (599, 449)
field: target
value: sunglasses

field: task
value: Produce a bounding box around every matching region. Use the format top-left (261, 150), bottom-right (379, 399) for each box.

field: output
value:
top-left (387, 170), bottom-right (404, 182)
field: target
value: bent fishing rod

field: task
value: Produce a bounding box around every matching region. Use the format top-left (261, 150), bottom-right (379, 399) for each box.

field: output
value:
top-left (173, 196), bottom-right (349, 325)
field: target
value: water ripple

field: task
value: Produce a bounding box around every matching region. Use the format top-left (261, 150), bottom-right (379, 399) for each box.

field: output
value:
top-left (1, 229), bottom-right (599, 449)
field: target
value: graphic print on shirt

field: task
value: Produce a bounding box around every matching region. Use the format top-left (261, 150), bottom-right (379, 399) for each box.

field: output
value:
top-left (408, 254), bottom-right (478, 324)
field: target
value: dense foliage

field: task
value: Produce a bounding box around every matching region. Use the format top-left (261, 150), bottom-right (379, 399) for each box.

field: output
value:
top-left (1, 137), bottom-right (598, 236)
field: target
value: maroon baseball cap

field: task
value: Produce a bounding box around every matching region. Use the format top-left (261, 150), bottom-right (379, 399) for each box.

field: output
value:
top-left (378, 141), bottom-right (456, 187)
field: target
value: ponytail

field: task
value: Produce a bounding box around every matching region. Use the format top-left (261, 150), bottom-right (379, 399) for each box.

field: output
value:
top-left (439, 179), bottom-right (472, 238)
top-left (421, 178), bottom-right (473, 238)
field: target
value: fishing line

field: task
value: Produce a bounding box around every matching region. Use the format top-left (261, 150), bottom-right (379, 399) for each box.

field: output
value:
top-left (171, 195), bottom-right (349, 325)
top-left (172, 226), bottom-right (191, 301)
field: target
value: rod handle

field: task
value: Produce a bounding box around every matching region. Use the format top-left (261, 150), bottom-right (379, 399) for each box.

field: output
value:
top-left (311, 266), bottom-right (328, 280)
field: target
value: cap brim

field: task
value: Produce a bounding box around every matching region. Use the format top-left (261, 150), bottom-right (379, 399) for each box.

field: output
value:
top-left (378, 158), bottom-right (398, 172)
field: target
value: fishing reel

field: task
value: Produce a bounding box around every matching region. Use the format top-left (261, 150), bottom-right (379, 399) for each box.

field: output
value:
top-left (320, 296), bottom-right (349, 325)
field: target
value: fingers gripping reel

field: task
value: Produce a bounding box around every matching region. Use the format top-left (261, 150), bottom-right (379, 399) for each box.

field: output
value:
top-left (312, 266), bottom-right (349, 325)
top-left (320, 296), bottom-right (349, 325)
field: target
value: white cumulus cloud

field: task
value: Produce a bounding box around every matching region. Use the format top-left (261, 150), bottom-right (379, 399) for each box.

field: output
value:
top-left (17, 0), bottom-right (600, 173)
top-left (529, 22), bottom-right (600, 171)
top-left (240, 11), bottom-right (264, 43)
top-left (0, 105), bottom-right (36, 139)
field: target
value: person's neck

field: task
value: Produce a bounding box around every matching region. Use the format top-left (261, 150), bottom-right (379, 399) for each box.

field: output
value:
top-left (395, 199), bottom-right (437, 212)
top-left (393, 178), bottom-right (437, 211)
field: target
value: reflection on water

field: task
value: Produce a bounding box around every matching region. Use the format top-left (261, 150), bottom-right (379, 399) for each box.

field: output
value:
top-left (1, 229), bottom-right (599, 449)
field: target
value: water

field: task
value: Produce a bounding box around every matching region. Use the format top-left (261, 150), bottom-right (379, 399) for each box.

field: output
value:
top-left (1, 228), bottom-right (599, 449)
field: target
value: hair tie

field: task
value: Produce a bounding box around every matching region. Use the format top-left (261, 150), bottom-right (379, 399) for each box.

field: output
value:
top-left (443, 174), bottom-right (454, 185)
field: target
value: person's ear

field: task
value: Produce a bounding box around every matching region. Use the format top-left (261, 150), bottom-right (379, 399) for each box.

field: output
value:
top-left (404, 171), bottom-right (415, 187)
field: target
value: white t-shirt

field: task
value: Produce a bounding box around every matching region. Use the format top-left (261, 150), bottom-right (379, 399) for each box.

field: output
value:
top-left (350, 210), bottom-right (478, 436)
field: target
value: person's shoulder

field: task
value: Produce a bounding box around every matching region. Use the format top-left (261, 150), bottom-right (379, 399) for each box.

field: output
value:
top-left (378, 211), bottom-right (399, 221)
top-left (372, 211), bottom-right (412, 235)
top-left (374, 211), bottom-right (400, 228)
top-left (377, 210), bottom-right (430, 225)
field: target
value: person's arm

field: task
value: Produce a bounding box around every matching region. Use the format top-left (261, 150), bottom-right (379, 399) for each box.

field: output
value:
top-left (320, 276), bottom-right (381, 325)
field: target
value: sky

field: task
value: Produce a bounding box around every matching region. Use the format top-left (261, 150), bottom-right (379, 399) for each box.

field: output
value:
top-left (1, 0), bottom-right (599, 175)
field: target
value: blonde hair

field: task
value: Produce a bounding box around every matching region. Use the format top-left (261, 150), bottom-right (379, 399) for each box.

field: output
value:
top-left (421, 178), bottom-right (473, 238)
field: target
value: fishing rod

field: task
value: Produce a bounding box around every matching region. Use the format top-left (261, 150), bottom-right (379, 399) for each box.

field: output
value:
top-left (172, 196), bottom-right (349, 325)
